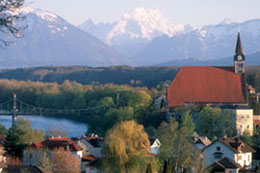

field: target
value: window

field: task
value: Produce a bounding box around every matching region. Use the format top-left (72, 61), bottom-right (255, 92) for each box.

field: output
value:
top-left (240, 125), bottom-right (243, 129)
top-left (247, 115), bottom-right (249, 118)
top-left (216, 146), bottom-right (221, 151)
top-left (214, 152), bottom-right (223, 159)
top-left (247, 125), bottom-right (250, 129)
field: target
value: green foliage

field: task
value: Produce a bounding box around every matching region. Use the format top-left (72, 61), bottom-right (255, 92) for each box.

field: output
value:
top-left (104, 106), bottom-right (134, 131)
top-left (5, 118), bottom-right (44, 157)
top-left (104, 120), bottom-right (158, 173)
top-left (241, 130), bottom-right (253, 146)
top-left (157, 116), bottom-right (201, 172)
top-left (0, 124), bottom-right (7, 136)
top-left (0, 66), bottom-right (178, 88)
top-left (146, 163), bottom-right (152, 173)
top-left (195, 107), bottom-right (236, 140)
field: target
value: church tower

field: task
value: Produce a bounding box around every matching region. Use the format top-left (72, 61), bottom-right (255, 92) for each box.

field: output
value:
top-left (234, 32), bottom-right (245, 74)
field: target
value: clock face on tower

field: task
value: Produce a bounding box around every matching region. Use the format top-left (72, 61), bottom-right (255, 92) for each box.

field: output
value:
top-left (237, 55), bottom-right (242, 61)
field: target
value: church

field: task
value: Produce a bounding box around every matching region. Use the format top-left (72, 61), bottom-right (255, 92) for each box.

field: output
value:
top-left (167, 33), bottom-right (253, 136)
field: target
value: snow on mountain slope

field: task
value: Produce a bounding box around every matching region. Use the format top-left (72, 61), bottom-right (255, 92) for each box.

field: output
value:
top-left (105, 7), bottom-right (188, 44)
top-left (0, 7), bottom-right (126, 68)
top-left (132, 19), bottom-right (260, 66)
top-left (80, 8), bottom-right (193, 57)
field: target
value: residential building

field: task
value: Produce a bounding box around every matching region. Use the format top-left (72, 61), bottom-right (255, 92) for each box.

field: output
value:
top-left (23, 137), bottom-right (83, 166)
top-left (193, 136), bottom-right (211, 150)
top-left (254, 115), bottom-right (260, 128)
top-left (77, 135), bottom-right (103, 159)
top-left (154, 95), bottom-right (166, 110)
top-left (203, 137), bottom-right (255, 169)
top-left (2, 165), bottom-right (48, 173)
top-left (205, 157), bottom-right (241, 173)
top-left (149, 138), bottom-right (161, 155)
top-left (0, 136), bottom-right (6, 163)
top-left (0, 162), bottom-right (7, 173)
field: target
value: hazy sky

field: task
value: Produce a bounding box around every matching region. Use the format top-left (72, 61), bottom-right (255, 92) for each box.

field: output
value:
top-left (27, 0), bottom-right (260, 27)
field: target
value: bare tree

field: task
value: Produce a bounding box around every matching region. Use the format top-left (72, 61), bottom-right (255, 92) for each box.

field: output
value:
top-left (0, 0), bottom-right (26, 46)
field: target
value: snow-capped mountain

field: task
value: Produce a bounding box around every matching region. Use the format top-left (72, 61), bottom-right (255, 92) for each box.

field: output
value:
top-left (0, 7), bottom-right (125, 68)
top-left (132, 19), bottom-right (260, 65)
top-left (80, 8), bottom-right (193, 57)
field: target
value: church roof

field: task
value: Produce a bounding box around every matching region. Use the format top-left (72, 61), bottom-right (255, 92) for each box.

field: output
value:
top-left (168, 66), bottom-right (247, 108)
top-left (235, 32), bottom-right (244, 56)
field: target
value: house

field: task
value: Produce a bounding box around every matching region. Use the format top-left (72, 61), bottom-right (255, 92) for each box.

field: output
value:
top-left (193, 136), bottom-right (212, 150)
top-left (77, 135), bottom-right (104, 159)
top-left (0, 136), bottom-right (6, 163)
top-left (23, 137), bottom-right (83, 166)
top-left (254, 115), bottom-right (260, 128)
top-left (0, 162), bottom-right (7, 173)
top-left (247, 84), bottom-right (256, 95)
top-left (2, 165), bottom-right (48, 173)
top-left (154, 95), bottom-right (167, 110)
top-left (149, 138), bottom-right (161, 155)
top-left (81, 155), bottom-right (98, 173)
top-left (167, 33), bottom-right (254, 136)
top-left (205, 157), bottom-right (241, 173)
top-left (203, 137), bottom-right (255, 169)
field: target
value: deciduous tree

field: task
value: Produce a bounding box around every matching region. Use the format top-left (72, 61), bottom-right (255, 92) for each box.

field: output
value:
top-left (104, 120), bottom-right (157, 173)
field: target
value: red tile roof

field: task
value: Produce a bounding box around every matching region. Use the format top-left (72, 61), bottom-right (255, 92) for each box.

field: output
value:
top-left (204, 137), bottom-right (255, 154)
top-left (82, 155), bottom-right (96, 162)
top-left (31, 137), bottom-right (83, 152)
top-left (168, 66), bottom-right (247, 107)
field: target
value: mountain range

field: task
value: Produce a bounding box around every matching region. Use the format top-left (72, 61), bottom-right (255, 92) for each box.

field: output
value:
top-left (0, 7), bottom-right (126, 68)
top-left (80, 8), bottom-right (260, 66)
top-left (0, 7), bottom-right (260, 68)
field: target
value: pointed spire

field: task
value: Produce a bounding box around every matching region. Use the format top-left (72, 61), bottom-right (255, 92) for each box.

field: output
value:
top-left (235, 32), bottom-right (244, 56)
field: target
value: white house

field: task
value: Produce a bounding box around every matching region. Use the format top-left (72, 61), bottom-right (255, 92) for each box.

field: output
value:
top-left (77, 135), bottom-right (103, 159)
top-left (203, 137), bottom-right (255, 170)
top-left (149, 138), bottom-right (161, 155)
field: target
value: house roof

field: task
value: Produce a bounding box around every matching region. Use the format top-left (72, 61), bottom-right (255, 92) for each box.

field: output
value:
top-left (168, 66), bottom-right (247, 108)
top-left (194, 137), bottom-right (211, 146)
top-left (207, 157), bottom-right (241, 170)
top-left (31, 137), bottom-right (83, 152)
top-left (203, 137), bottom-right (255, 154)
top-left (82, 155), bottom-right (96, 162)
top-left (83, 136), bottom-right (103, 148)
top-left (3, 165), bottom-right (49, 173)
top-left (0, 162), bottom-right (7, 168)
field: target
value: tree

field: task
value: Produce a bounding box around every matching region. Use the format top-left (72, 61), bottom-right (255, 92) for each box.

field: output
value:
top-left (5, 118), bottom-right (44, 157)
top-left (157, 116), bottom-right (201, 172)
top-left (195, 107), bottom-right (236, 140)
top-left (0, 124), bottom-right (7, 136)
top-left (104, 120), bottom-right (157, 173)
top-left (0, 0), bottom-right (26, 46)
top-left (33, 148), bottom-right (81, 173)
top-left (103, 106), bottom-right (134, 131)
top-left (146, 163), bottom-right (152, 173)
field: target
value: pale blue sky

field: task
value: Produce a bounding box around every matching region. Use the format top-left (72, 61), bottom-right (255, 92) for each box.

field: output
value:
top-left (27, 0), bottom-right (260, 27)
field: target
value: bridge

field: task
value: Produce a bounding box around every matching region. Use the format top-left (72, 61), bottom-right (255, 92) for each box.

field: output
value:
top-left (0, 93), bottom-right (100, 116)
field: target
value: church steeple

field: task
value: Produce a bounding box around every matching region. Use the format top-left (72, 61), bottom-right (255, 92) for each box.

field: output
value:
top-left (234, 32), bottom-right (245, 74)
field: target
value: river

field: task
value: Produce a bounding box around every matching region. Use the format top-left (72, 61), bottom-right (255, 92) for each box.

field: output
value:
top-left (0, 115), bottom-right (88, 137)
